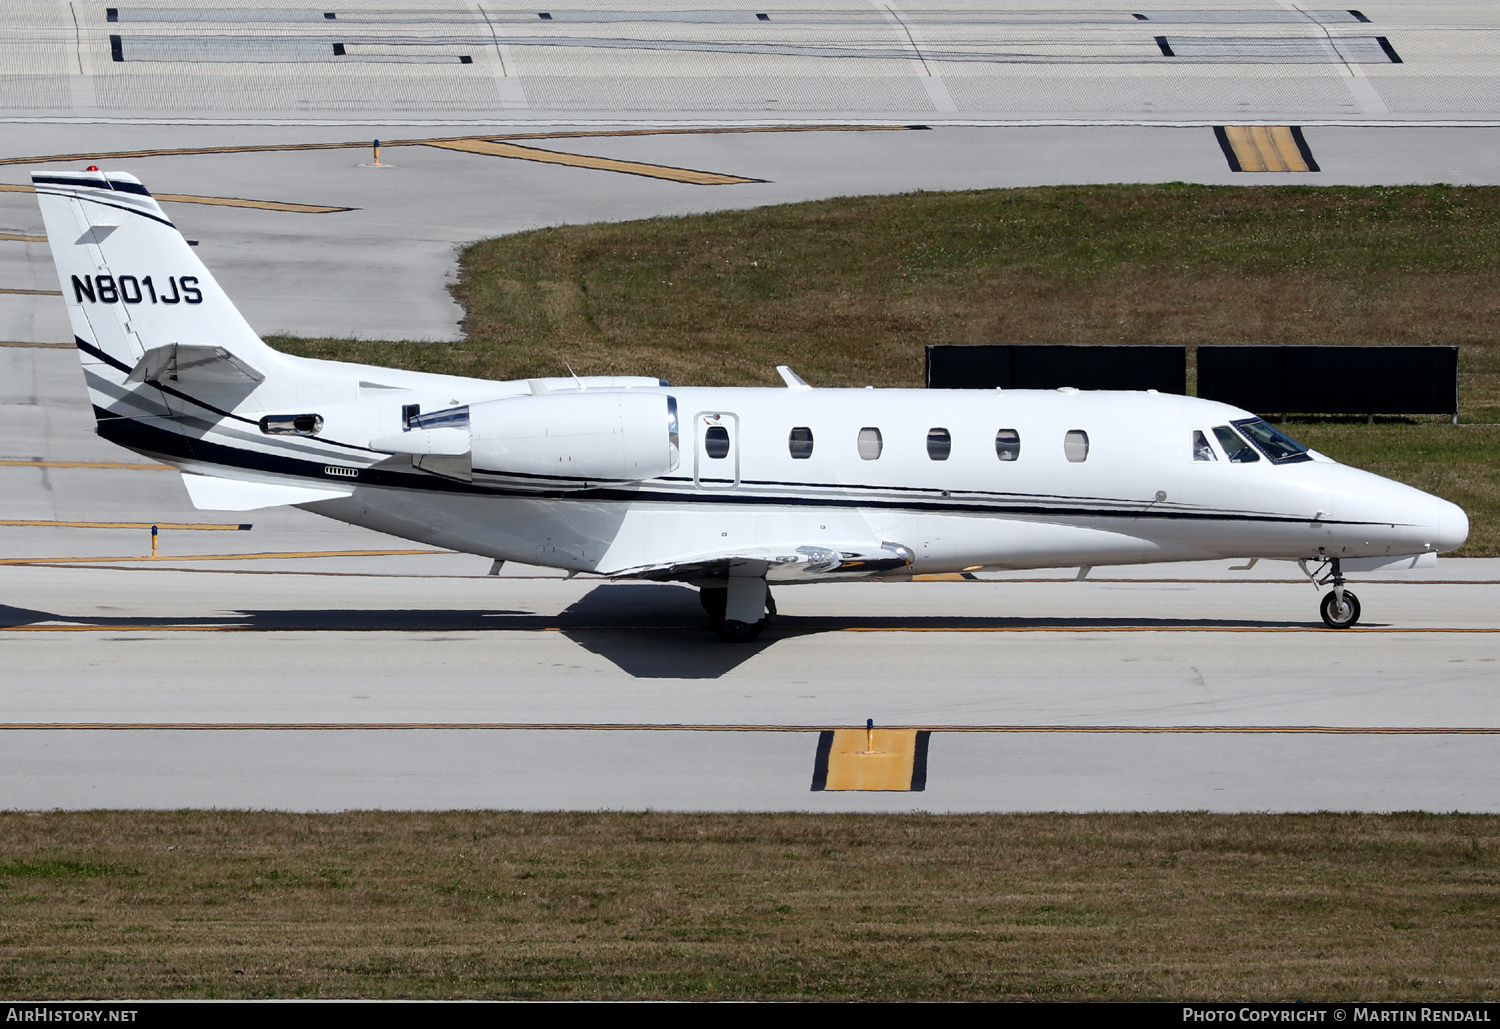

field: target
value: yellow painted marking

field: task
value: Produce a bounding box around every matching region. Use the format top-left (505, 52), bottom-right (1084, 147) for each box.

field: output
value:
top-left (0, 460), bottom-right (172, 469)
top-left (0, 342), bottom-right (71, 349)
top-left (0, 723), bottom-right (1497, 734)
top-left (0, 520), bottom-right (246, 530)
top-left (422, 139), bottom-right (760, 184)
top-left (0, 548), bottom-right (441, 566)
top-left (822, 728), bottom-right (920, 791)
top-left (0, 125), bottom-right (918, 168)
top-left (0, 233), bottom-right (45, 242)
top-left (0, 288), bottom-right (60, 296)
top-left (0, 182), bottom-right (348, 213)
top-left (1223, 126), bottom-right (1312, 172)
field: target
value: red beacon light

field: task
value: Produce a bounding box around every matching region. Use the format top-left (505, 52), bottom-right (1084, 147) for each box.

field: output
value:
top-left (85, 165), bottom-right (98, 171)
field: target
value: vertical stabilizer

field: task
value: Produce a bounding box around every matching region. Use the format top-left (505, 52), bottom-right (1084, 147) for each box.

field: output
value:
top-left (32, 170), bottom-right (276, 372)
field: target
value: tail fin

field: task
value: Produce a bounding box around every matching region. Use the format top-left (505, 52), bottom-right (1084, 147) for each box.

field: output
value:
top-left (32, 170), bottom-right (276, 374)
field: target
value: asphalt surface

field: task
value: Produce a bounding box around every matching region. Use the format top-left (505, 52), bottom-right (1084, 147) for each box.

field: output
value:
top-left (1, 0), bottom-right (1495, 811)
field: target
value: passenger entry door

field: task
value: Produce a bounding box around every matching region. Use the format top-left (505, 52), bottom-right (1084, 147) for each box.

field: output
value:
top-left (694, 411), bottom-right (740, 490)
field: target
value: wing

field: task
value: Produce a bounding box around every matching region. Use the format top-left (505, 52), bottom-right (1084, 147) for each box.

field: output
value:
top-left (605, 541), bottom-right (915, 584)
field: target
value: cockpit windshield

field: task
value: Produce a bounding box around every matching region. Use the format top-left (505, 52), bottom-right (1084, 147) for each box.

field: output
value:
top-left (1232, 418), bottom-right (1312, 464)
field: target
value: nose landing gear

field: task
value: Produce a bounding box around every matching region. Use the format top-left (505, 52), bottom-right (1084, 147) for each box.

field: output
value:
top-left (1300, 556), bottom-right (1361, 629)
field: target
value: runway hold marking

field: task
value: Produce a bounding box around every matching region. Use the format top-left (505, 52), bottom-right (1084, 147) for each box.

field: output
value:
top-left (2, 723), bottom-right (1498, 734)
top-left (0, 182), bottom-right (349, 214)
top-left (0, 233), bottom-right (45, 242)
top-left (421, 138), bottom-right (763, 184)
top-left (811, 728), bottom-right (929, 792)
top-left (0, 520), bottom-right (249, 530)
top-left (0, 459), bottom-right (172, 469)
top-left (1215, 125), bottom-right (1320, 172)
top-left (0, 548), bottom-right (442, 566)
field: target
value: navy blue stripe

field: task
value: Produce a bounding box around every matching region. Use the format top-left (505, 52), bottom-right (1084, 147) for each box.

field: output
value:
top-left (34, 188), bottom-right (174, 228)
top-left (93, 412), bottom-right (1391, 528)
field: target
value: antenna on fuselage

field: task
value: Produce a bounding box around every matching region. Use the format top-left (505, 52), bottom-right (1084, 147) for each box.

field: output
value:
top-left (563, 361), bottom-right (584, 391)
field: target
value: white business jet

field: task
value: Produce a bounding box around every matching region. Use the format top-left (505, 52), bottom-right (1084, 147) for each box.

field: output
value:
top-left (33, 170), bottom-right (1468, 640)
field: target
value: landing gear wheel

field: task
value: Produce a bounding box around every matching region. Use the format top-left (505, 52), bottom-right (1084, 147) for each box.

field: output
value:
top-left (1320, 589), bottom-right (1361, 629)
top-left (699, 588), bottom-right (727, 619)
top-left (713, 616), bottom-right (765, 643)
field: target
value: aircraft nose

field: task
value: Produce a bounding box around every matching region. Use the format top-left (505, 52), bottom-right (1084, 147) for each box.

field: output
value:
top-left (1432, 496), bottom-right (1470, 553)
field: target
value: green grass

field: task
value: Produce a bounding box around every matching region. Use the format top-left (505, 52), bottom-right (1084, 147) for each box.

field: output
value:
top-left (2, 812), bottom-right (1498, 1001)
top-left (273, 184), bottom-right (1500, 554)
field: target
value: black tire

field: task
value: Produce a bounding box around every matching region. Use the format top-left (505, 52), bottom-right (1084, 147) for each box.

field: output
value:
top-left (699, 588), bottom-right (727, 619)
top-left (1320, 589), bottom-right (1361, 629)
top-left (713, 617), bottom-right (765, 643)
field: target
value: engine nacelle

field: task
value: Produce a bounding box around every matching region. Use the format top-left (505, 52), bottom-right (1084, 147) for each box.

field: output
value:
top-left (468, 391), bottom-right (678, 485)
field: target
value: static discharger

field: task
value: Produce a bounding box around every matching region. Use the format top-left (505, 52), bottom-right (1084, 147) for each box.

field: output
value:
top-left (811, 721), bottom-right (930, 792)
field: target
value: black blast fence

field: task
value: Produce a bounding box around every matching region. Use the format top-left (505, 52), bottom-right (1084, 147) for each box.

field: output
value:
top-left (1197, 345), bottom-right (1459, 419)
top-left (925, 344), bottom-right (1187, 394)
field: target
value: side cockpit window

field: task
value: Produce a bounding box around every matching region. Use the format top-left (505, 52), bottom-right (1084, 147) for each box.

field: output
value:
top-left (1193, 430), bottom-right (1217, 462)
top-left (1212, 425), bottom-right (1260, 463)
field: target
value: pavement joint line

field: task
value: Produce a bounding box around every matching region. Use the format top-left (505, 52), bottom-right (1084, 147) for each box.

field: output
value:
top-left (0, 549), bottom-right (444, 565)
top-left (0, 125), bottom-right (926, 168)
top-left (0, 460), bottom-right (173, 469)
top-left (3, 118), bottom-right (1500, 128)
top-left (0, 520), bottom-right (249, 530)
top-left (0, 182), bottom-right (349, 214)
top-left (0, 624), bottom-right (1493, 633)
top-left (0, 723), bottom-right (1496, 734)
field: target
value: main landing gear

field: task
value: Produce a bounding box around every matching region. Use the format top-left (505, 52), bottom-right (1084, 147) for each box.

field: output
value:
top-left (1300, 556), bottom-right (1361, 629)
top-left (700, 578), bottom-right (776, 642)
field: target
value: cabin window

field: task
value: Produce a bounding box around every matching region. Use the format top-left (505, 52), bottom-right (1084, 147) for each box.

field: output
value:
top-left (1063, 429), bottom-right (1089, 463)
top-left (1192, 430), bottom-right (1217, 462)
top-left (1233, 418), bottom-right (1312, 464)
top-left (857, 427), bottom-right (883, 460)
top-left (705, 425), bottom-right (730, 459)
top-left (995, 428), bottom-right (1020, 462)
top-left (788, 426), bottom-right (814, 459)
top-left (926, 427), bottom-right (951, 461)
top-left (1212, 425), bottom-right (1259, 463)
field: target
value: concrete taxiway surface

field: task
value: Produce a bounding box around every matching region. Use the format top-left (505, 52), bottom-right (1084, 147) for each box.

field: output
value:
top-left (1, 2), bottom-right (1495, 810)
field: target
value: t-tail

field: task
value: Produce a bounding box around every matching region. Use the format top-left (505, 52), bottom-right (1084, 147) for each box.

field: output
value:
top-left (32, 169), bottom-right (284, 450)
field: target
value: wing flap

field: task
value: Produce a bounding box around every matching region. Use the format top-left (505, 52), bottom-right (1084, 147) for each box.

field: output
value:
top-left (606, 541), bottom-right (914, 583)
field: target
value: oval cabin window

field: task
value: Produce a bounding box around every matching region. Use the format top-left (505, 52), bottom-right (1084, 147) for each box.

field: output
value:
top-left (926, 427), bottom-right (952, 461)
top-left (1063, 429), bottom-right (1089, 463)
top-left (704, 425), bottom-right (730, 459)
top-left (995, 428), bottom-right (1020, 462)
top-left (857, 427), bottom-right (883, 460)
top-left (788, 426), bottom-right (814, 459)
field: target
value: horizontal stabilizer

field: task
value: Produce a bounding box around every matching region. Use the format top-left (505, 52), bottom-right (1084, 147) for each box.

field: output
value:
top-left (181, 472), bottom-right (353, 512)
top-left (369, 428), bottom-right (471, 456)
top-left (127, 344), bottom-right (263, 386)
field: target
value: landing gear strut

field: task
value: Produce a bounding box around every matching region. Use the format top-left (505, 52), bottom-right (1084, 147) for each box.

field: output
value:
top-left (700, 580), bottom-right (776, 642)
top-left (1300, 556), bottom-right (1361, 629)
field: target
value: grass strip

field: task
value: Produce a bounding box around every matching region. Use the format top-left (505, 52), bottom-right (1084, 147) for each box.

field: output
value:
top-left (1, 811), bottom-right (1497, 1001)
top-left (272, 184), bottom-right (1500, 554)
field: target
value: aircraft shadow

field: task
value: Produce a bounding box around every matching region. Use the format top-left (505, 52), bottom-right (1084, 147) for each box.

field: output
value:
top-left (1, 587), bottom-right (1335, 682)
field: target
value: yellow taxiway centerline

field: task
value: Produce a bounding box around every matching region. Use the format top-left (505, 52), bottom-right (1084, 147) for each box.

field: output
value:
top-left (0, 460), bottom-right (172, 469)
top-left (0, 182), bottom-right (349, 213)
top-left (0, 548), bottom-right (443, 566)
